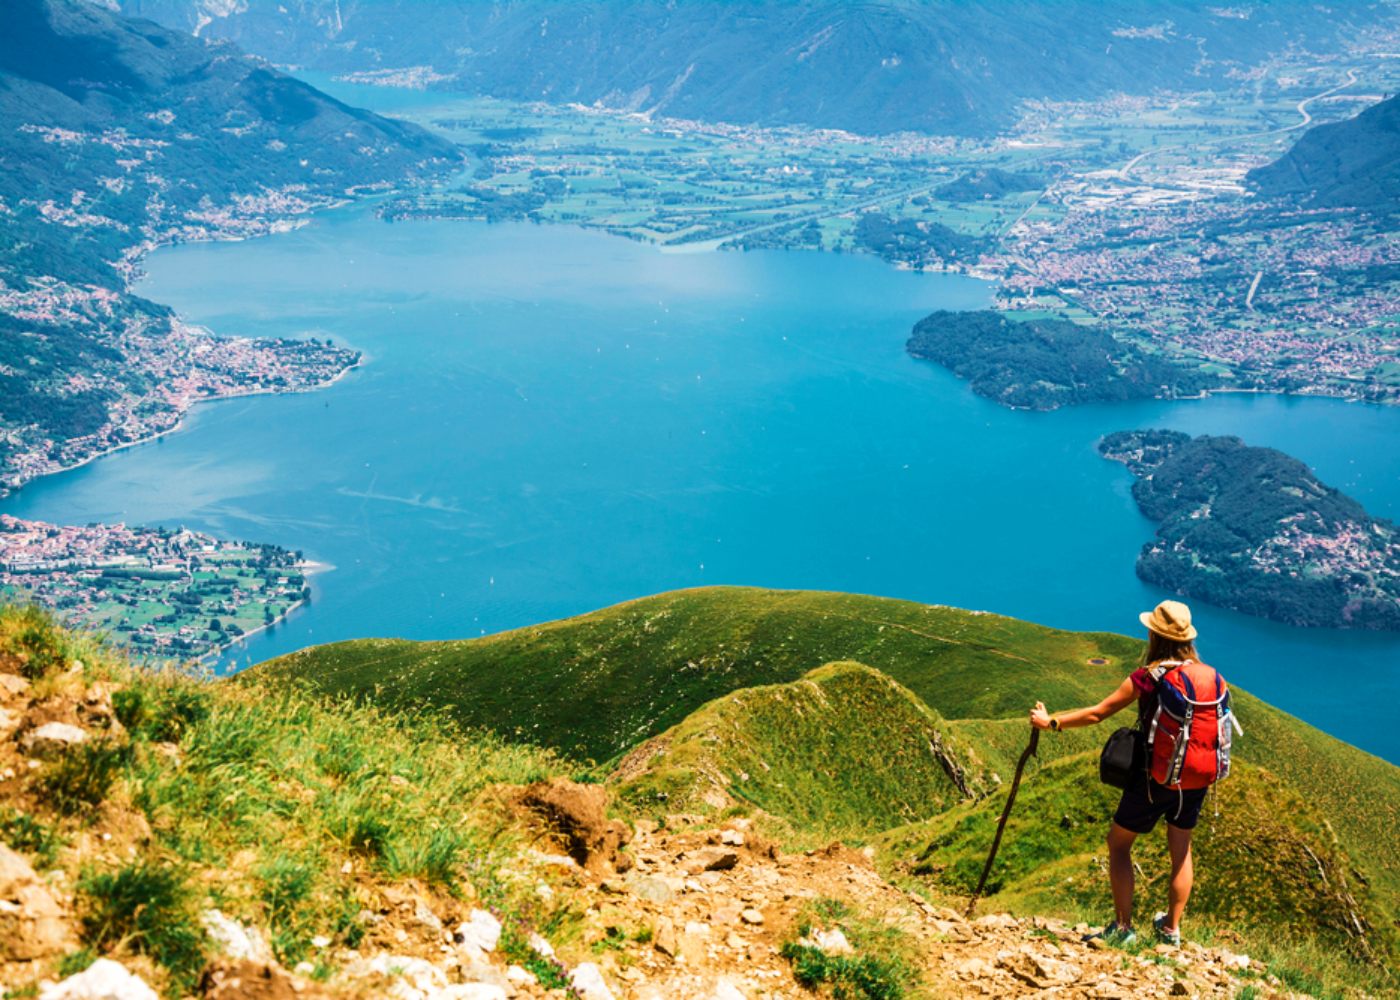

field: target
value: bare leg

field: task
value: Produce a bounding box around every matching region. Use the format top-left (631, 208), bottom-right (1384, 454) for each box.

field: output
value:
top-left (1107, 822), bottom-right (1138, 927)
top-left (1165, 824), bottom-right (1194, 932)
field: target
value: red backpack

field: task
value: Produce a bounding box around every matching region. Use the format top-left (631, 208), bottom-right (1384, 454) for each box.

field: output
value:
top-left (1144, 660), bottom-right (1241, 790)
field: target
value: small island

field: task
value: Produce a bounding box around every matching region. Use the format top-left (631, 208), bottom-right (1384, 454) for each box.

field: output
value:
top-left (1100, 430), bottom-right (1400, 630)
top-left (907, 310), bottom-right (1215, 410)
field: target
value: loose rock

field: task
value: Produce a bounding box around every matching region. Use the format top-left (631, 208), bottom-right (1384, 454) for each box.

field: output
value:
top-left (568, 961), bottom-right (616, 1000)
top-left (653, 915), bottom-right (678, 957)
top-left (797, 927), bottom-right (852, 955)
top-left (19, 721), bottom-right (88, 758)
top-left (201, 959), bottom-right (314, 1000)
top-left (201, 909), bottom-right (274, 964)
top-left (682, 847), bottom-right (738, 874)
top-left (630, 874), bottom-right (680, 905)
top-left (39, 959), bottom-right (159, 1000)
top-left (454, 909), bottom-right (502, 957)
top-left (0, 843), bottom-right (76, 961)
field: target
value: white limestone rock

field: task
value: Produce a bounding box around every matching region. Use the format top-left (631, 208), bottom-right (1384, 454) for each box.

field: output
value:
top-left (20, 722), bottom-right (88, 758)
top-left (710, 980), bottom-right (747, 1000)
top-left (453, 908), bottom-right (502, 957)
top-left (568, 962), bottom-right (616, 1000)
top-left (797, 927), bottom-right (853, 955)
top-left (201, 908), bottom-right (274, 964)
top-left (39, 959), bottom-right (159, 1000)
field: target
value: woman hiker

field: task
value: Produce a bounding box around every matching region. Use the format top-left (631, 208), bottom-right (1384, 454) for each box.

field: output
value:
top-left (1028, 599), bottom-right (1235, 947)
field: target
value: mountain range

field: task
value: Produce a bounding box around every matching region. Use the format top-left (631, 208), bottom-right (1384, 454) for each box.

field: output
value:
top-left (115, 0), bottom-right (1388, 135)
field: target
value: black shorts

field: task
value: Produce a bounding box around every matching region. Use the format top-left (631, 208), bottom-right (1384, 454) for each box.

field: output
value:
top-left (1112, 772), bottom-right (1208, 834)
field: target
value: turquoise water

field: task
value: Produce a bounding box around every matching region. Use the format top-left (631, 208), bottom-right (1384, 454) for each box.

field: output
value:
top-left (5, 206), bottom-right (1399, 762)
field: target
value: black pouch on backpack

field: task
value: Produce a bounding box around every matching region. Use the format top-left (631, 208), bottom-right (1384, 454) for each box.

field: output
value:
top-left (1099, 726), bottom-right (1145, 788)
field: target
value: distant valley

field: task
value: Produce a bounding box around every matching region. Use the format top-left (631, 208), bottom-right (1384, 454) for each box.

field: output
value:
top-left (117, 0), bottom-right (1383, 137)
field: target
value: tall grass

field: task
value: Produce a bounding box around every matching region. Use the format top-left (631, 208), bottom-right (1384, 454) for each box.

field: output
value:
top-left (0, 605), bottom-right (571, 995)
top-left (77, 862), bottom-right (206, 994)
top-left (780, 895), bottom-right (924, 1000)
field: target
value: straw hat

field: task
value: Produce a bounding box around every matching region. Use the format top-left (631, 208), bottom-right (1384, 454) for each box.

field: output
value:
top-left (1139, 600), bottom-right (1197, 642)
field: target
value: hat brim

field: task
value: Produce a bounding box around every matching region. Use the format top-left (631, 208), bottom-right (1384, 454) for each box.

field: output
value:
top-left (1140, 611), bottom-right (1197, 641)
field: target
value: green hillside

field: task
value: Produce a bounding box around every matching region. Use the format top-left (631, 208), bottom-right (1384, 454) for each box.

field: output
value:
top-left (0, 604), bottom-right (567, 998)
top-left (254, 587), bottom-right (1143, 763)
top-left (612, 661), bottom-right (991, 842)
top-left (602, 656), bottom-right (1395, 976)
top-left (257, 586), bottom-right (1400, 964)
top-left (7, 604), bottom-right (1383, 998)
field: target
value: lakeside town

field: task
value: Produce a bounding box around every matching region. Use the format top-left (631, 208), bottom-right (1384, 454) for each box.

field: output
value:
top-left (0, 301), bottom-right (360, 497)
top-left (0, 514), bottom-right (311, 659)
top-left (991, 153), bottom-right (1400, 399)
top-left (2, 94), bottom-right (397, 656)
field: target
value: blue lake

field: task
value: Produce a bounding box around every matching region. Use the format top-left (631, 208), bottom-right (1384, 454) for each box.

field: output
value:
top-left (5, 206), bottom-right (1399, 762)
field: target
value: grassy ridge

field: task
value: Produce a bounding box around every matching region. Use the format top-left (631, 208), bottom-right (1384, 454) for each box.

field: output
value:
top-left (611, 661), bottom-right (991, 843)
top-left (255, 587), bottom-right (1141, 763)
top-left (256, 586), bottom-right (1400, 953)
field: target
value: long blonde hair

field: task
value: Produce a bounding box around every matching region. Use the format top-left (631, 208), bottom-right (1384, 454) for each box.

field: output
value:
top-left (1143, 630), bottom-right (1197, 666)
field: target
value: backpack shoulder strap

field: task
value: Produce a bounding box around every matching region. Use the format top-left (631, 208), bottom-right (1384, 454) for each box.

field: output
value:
top-left (1179, 660), bottom-right (1228, 706)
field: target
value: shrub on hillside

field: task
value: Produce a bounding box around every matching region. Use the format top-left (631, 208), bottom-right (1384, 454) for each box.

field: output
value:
top-left (2, 603), bottom-right (70, 679)
top-left (77, 861), bottom-right (206, 993)
top-left (40, 741), bottom-right (131, 816)
top-left (112, 681), bottom-right (211, 743)
top-left (0, 807), bottom-right (65, 867)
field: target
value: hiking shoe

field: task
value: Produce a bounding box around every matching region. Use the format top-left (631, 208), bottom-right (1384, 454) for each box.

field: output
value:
top-left (1083, 921), bottom-right (1137, 947)
top-left (1152, 913), bottom-right (1181, 946)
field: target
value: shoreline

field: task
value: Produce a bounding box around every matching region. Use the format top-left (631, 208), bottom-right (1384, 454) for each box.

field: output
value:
top-left (200, 596), bottom-right (309, 666)
top-left (195, 562), bottom-right (334, 666)
top-left (1, 355), bottom-right (364, 501)
top-left (6, 184), bottom-right (398, 500)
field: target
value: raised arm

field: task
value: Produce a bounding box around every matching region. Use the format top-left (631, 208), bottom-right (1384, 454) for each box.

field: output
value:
top-left (1030, 675), bottom-right (1137, 731)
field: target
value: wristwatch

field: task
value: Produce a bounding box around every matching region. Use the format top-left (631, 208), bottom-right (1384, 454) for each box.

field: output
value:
top-left (1049, 717), bottom-right (1061, 732)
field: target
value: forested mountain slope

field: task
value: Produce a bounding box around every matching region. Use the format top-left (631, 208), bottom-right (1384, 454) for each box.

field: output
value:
top-left (118, 0), bottom-right (1385, 135)
top-left (1249, 92), bottom-right (1400, 214)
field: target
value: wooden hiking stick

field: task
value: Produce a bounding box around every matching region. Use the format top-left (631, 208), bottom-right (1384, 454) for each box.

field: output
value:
top-left (966, 726), bottom-right (1040, 917)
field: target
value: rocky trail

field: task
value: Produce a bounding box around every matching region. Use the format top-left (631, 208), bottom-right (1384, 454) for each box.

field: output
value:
top-left (0, 662), bottom-right (1313, 1000)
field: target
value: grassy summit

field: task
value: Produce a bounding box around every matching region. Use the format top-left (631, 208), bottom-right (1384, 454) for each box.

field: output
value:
top-left (258, 586), bottom-right (1400, 974)
top-left (254, 587), bottom-right (1144, 763)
